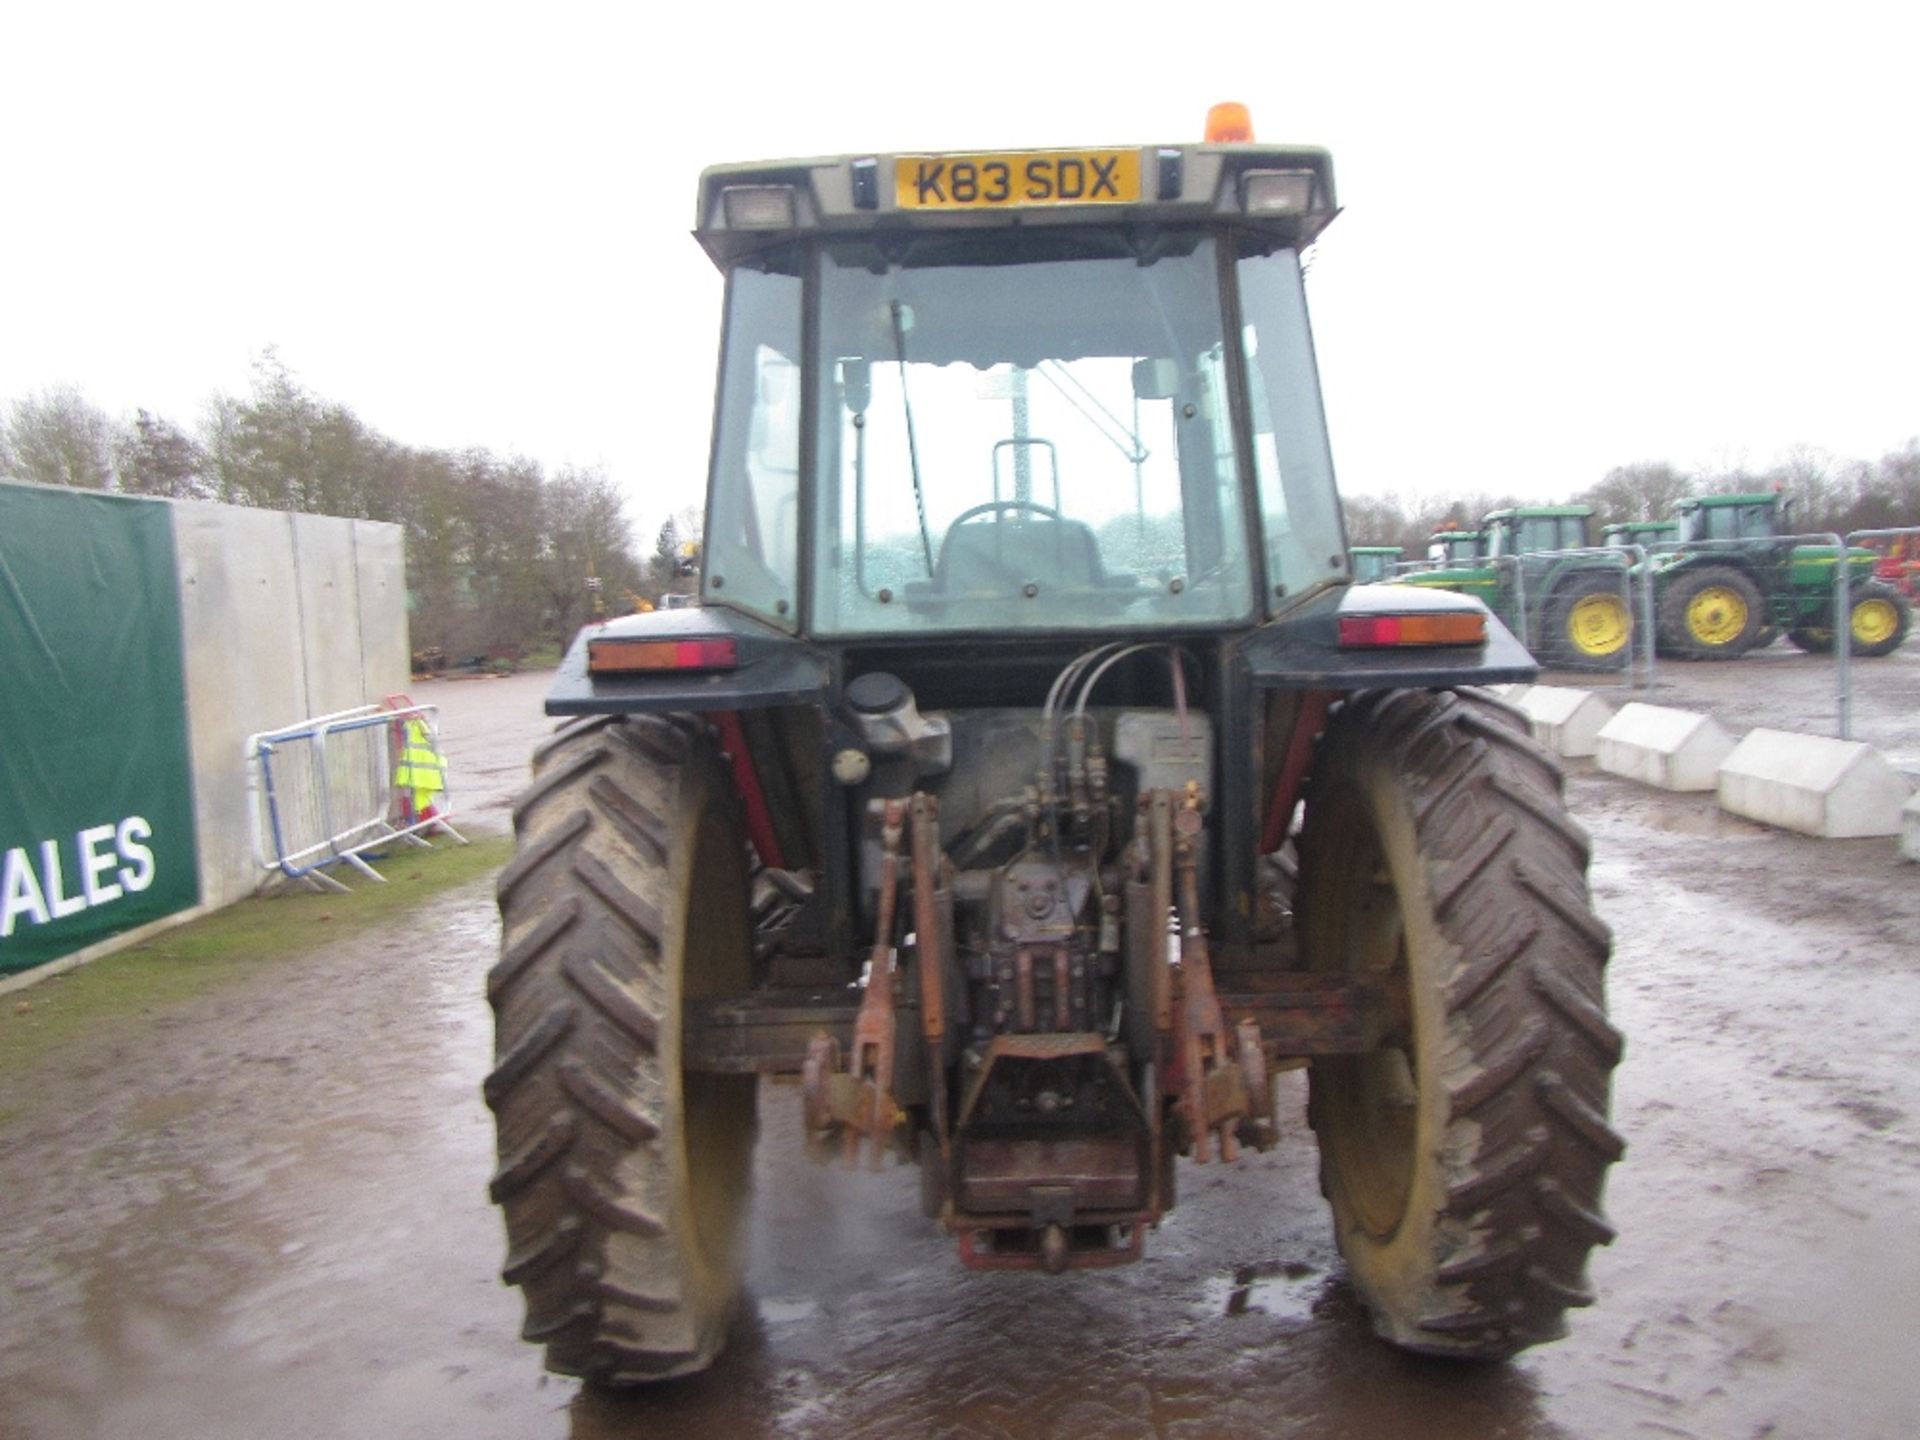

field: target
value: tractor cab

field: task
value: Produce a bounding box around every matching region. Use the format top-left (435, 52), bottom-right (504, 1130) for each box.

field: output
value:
top-left (1424, 528), bottom-right (1483, 566)
top-left (1674, 492), bottom-right (1786, 544)
top-left (691, 145), bottom-right (1354, 639)
top-left (1482, 506), bottom-right (1595, 558)
top-left (1603, 519), bottom-right (1679, 552)
top-left (1347, 545), bottom-right (1403, 583)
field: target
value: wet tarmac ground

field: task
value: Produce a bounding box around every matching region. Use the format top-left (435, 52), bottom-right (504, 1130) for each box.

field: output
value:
top-left (4, 668), bottom-right (1920, 1439)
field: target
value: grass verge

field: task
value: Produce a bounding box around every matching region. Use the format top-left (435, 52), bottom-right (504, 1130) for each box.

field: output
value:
top-left (0, 834), bottom-right (510, 1098)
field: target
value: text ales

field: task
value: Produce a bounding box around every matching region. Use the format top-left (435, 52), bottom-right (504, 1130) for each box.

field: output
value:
top-left (894, 150), bottom-right (1141, 210)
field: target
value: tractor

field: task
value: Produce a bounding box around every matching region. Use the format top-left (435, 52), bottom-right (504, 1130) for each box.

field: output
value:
top-left (485, 109), bottom-right (1622, 1386)
top-left (1655, 492), bottom-right (1910, 659)
top-left (1346, 545), bottom-right (1403, 583)
top-left (1398, 506), bottom-right (1634, 667)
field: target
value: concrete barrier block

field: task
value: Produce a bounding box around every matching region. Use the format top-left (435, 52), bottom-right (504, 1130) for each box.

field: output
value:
top-left (1595, 703), bottom-right (1734, 791)
top-left (1515, 686), bottom-right (1616, 759)
top-left (1903, 794), bottom-right (1920, 862)
top-left (1718, 729), bottom-right (1911, 838)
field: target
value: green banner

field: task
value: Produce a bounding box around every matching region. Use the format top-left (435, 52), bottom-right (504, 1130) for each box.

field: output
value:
top-left (1, 484), bottom-right (201, 974)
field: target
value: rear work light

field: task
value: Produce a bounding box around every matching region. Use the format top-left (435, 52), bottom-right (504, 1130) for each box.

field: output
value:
top-left (1241, 168), bottom-right (1323, 217)
top-left (588, 637), bottom-right (739, 674)
top-left (1339, 612), bottom-right (1487, 648)
top-left (721, 184), bottom-right (798, 229)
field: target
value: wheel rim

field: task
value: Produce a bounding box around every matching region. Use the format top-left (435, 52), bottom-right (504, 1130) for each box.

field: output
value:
top-left (1568, 593), bottom-right (1629, 657)
top-left (682, 784), bottom-right (755, 1271)
top-left (1685, 586), bottom-right (1748, 646)
top-left (1854, 598), bottom-right (1899, 646)
top-left (1317, 814), bottom-right (1418, 1241)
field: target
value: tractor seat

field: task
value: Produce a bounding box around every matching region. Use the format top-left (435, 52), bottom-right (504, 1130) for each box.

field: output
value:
top-left (938, 516), bottom-right (1107, 594)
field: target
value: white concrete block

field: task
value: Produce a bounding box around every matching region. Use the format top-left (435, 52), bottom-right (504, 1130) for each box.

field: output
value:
top-left (1515, 686), bottom-right (1616, 759)
top-left (1718, 729), bottom-right (1911, 838)
top-left (1903, 793), bottom-right (1920, 862)
top-left (1595, 703), bottom-right (1735, 791)
top-left (1483, 683), bottom-right (1531, 702)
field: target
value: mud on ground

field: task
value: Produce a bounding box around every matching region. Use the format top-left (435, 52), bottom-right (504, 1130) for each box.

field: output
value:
top-left (2, 666), bottom-right (1918, 1439)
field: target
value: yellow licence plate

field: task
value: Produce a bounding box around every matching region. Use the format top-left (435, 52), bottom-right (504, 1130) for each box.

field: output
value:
top-left (895, 149), bottom-right (1141, 210)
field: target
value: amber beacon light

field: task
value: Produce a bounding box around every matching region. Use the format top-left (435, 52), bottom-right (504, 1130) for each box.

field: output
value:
top-left (1205, 102), bottom-right (1255, 142)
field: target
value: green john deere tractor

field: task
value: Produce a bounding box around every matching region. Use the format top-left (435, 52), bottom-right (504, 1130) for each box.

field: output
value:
top-left (1400, 506), bottom-right (1633, 667)
top-left (484, 113), bottom-right (1621, 1386)
top-left (1656, 493), bottom-right (1910, 659)
top-left (1346, 545), bottom-right (1403, 583)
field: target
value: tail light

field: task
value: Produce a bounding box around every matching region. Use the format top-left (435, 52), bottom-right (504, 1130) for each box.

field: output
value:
top-left (588, 637), bottom-right (739, 674)
top-left (1339, 612), bottom-right (1487, 648)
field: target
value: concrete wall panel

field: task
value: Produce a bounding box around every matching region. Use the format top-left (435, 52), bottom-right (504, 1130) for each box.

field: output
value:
top-left (353, 520), bottom-right (411, 701)
top-left (174, 503), bottom-right (408, 911)
top-left (290, 515), bottom-right (369, 718)
top-left (175, 506), bottom-right (307, 908)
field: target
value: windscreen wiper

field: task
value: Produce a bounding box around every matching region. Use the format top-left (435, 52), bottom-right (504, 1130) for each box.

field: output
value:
top-left (1036, 360), bottom-right (1149, 464)
top-left (889, 300), bottom-right (936, 575)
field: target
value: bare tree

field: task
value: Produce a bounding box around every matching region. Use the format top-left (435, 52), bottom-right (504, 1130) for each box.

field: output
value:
top-left (1576, 462), bottom-right (1691, 527)
top-left (117, 410), bottom-right (211, 498)
top-left (2, 386), bottom-right (119, 489)
top-left (543, 466), bottom-right (640, 641)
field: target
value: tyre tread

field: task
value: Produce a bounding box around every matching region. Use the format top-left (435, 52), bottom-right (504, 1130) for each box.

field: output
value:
top-left (488, 715), bottom-right (750, 1384)
top-left (1300, 687), bottom-right (1622, 1359)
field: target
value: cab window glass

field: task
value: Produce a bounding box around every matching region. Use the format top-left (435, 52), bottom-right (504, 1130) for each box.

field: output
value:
top-left (1236, 246), bottom-right (1346, 608)
top-left (703, 259), bottom-right (803, 628)
top-left (809, 231), bottom-right (1255, 635)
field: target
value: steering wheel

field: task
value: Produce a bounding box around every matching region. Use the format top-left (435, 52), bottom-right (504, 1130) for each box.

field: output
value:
top-left (937, 500), bottom-right (1064, 589)
top-left (946, 499), bottom-right (1062, 528)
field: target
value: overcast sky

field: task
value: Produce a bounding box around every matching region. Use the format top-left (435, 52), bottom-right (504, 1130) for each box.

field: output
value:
top-left (6, 1), bottom-right (1916, 541)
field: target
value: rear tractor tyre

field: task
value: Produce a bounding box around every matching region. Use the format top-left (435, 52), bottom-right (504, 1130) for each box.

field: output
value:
top-left (1543, 574), bottom-right (1632, 667)
top-left (1658, 565), bottom-right (1764, 660)
top-left (487, 713), bottom-right (758, 1384)
top-left (1296, 688), bottom-right (1623, 1359)
top-left (1787, 581), bottom-right (1912, 658)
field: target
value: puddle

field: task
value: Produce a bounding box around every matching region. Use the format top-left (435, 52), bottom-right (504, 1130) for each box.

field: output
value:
top-left (755, 1298), bottom-right (821, 1326)
top-left (1199, 1259), bottom-right (1324, 1320)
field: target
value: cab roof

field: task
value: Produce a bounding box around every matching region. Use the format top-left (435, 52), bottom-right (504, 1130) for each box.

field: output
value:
top-left (1676, 493), bottom-right (1780, 510)
top-left (1483, 506), bottom-right (1595, 521)
top-left (693, 142), bottom-right (1337, 267)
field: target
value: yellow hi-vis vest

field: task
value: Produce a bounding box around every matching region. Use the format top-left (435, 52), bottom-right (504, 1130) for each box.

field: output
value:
top-left (394, 719), bottom-right (446, 806)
